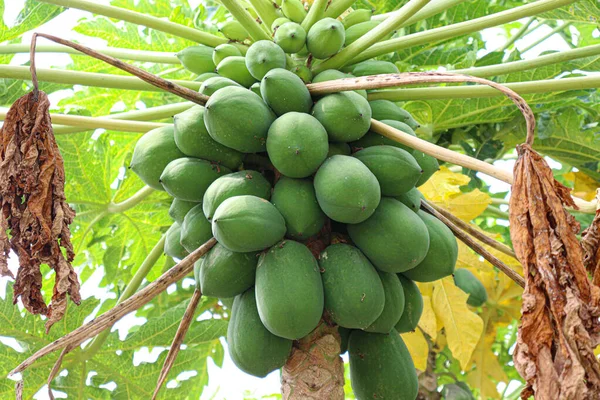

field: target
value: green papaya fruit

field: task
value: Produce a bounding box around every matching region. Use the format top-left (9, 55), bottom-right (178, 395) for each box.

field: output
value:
top-left (327, 142), bottom-right (351, 157)
top-left (274, 22), bottom-right (307, 53)
top-left (353, 145), bottom-right (423, 196)
top-left (173, 105), bottom-right (243, 170)
top-left (342, 8), bottom-right (373, 29)
top-left (164, 222), bottom-right (189, 260)
top-left (130, 126), bottom-right (184, 190)
top-left (271, 177), bottom-right (326, 240)
top-left (281, 0), bottom-right (306, 23)
top-left (199, 76), bottom-right (242, 96)
top-left (347, 198), bottom-right (430, 272)
top-left (256, 240), bottom-right (324, 339)
top-left (370, 100), bottom-right (420, 129)
top-left (197, 243), bottom-right (258, 298)
top-left (180, 204), bottom-right (212, 253)
top-left (349, 329), bottom-right (418, 400)
top-left (271, 16), bottom-right (291, 32)
top-left (396, 187), bottom-right (423, 213)
top-left (312, 91), bottom-right (372, 142)
top-left (290, 64), bottom-right (312, 83)
top-left (260, 68), bottom-right (312, 116)
top-left (212, 43), bottom-right (243, 66)
top-left (319, 243), bottom-right (385, 329)
top-left (168, 198), bottom-right (199, 223)
top-left (176, 45), bottom-right (215, 75)
top-left (350, 120), bottom-right (415, 153)
top-left (349, 60), bottom-right (400, 77)
top-left (365, 272), bottom-right (405, 333)
top-left (339, 327), bottom-right (351, 354)
top-left (249, 82), bottom-right (261, 96)
top-left (204, 86), bottom-right (276, 153)
top-left (307, 17), bottom-right (345, 59)
top-left (227, 288), bottom-right (292, 377)
top-left (160, 157), bottom-right (230, 201)
top-left (196, 72), bottom-right (220, 82)
top-left (245, 40), bottom-right (287, 80)
top-left (442, 382), bottom-right (476, 400)
top-left (202, 170), bottom-right (272, 220)
top-left (413, 150), bottom-right (440, 187)
top-left (453, 268), bottom-right (487, 307)
top-left (314, 155), bottom-right (381, 224)
top-left (219, 20), bottom-right (249, 42)
top-left (216, 56), bottom-right (258, 88)
top-left (395, 275), bottom-right (423, 333)
top-left (344, 20), bottom-right (382, 46)
top-left (266, 112), bottom-right (328, 178)
top-left (312, 69), bottom-right (367, 99)
top-left (212, 195), bottom-right (286, 252)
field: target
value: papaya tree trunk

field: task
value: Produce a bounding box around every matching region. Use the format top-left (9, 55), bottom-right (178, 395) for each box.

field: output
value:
top-left (281, 321), bottom-right (345, 399)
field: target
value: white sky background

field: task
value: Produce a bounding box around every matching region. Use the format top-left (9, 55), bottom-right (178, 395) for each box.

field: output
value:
top-left (0, 1), bottom-right (575, 399)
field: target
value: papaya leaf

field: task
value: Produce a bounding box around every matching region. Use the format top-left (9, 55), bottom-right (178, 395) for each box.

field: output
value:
top-left (0, 0), bottom-right (63, 43)
top-left (540, 0), bottom-right (600, 23)
top-left (401, 329), bottom-right (428, 371)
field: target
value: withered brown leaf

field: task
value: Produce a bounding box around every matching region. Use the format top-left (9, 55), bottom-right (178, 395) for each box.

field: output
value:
top-left (0, 91), bottom-right (80, 333)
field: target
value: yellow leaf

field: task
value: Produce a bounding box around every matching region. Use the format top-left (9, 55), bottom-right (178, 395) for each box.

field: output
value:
top-left (419, 167), bottom-right (470, 202)
top-left (444, 189), bottom-right (493, 221)
top-left (416, 282), bottom-right (434, 297)
top-left (401, 330), bottom-right (429, 371)
top-left (564, 171), bottom-right (599, 201)
top-left (466, 334), bottom-right (507, 399)
top-left (432, 277), bottom-right (484, 369)
top-left (418, 295), bottom-right (437, 341)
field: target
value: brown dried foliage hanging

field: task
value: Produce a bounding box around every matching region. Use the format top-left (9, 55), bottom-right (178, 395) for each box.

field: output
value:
top-left (510, 143), bottom-right (600, 399)
top-left (581, 193), bottom-right (600, 286)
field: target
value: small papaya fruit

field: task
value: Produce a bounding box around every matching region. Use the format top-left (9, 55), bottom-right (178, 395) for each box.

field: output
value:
top-left (312, 91), bottom-right (372, 142)
top-left (442, 382), bottom-right (476, 400)
top-left (216, 56), bottom-right (258, 88)
top-left (453, 268), bottom-right (487, 307)
top-left (249, 82), bottom-right (261, 96)
top-left (266, 112), bottom-right (328, 178)
top-left (307, 17), bottom-right (345, 59)
top-left (370, 100), bottom-right (420, 129)
top-left (180, 204), bottom-right (212, 253)
top-left (260, 68), bottom-right (312, 116)
top-left (212, 195), bottom-right (286, 252)
top-left (344, 20), bottom-right (382, 46)
top-left (350, 119), bottom-right (415, 153)
top-left (219, 20), bottom-right (249, 42)
top-left (204, 86), bottom-right (276, 153)
top-left (168, 198), bottom-right (199, 223)
top-left (281, 0), bottom-right (306, 23)
top-left (160, 157), bottom-right (231, 202)
top-left (364, 272), bottom-right (405, 333)
top-left (274, 22), bottom-right (307, 53)
top-left (327, 142), bottom-right (351, 157)
top-left (212, 43), bottom-right (242, 66)
top-left (199, 76), bottom-right (242, 96)
top-left (347, 198), bottom-right (430, 272)
top-left (413, 150), bottom-right (440, 187)
top-left (227, 288), bottom-right (292, 377)
top-left (245, 40), bottom-right (287, 80)
top-left (196, 72), bottom-right (219, 82)
top-left (395, 275), bottom-right (423, 333)
top-left (256, 240), bottom-right (324, 339)
top-left (197, 243), bottom-right (258, 298)
top-left (271, 177), bottom-right (326, 240)
top-left (396, 187), bottom-right (423, 213)
top-left (342, 8), bottom-right (372, 29)
top-left (202, 170), bottom-right (272, 221)
top-left (173, 105), bottom-right (243, 170)
top-left (176, 45), bottom-right (215, 75)
top-left (348, 329), bottom-right (418, 400)
top-left (312, 69), bottom-right (367, 99)
top-left (353, 145), bottom-right (423, 196)
top-left (130, 126), bottom-right (184, 190)
top-left (347, 60), bottom-right (399, 77)
top-left (314, 155), bottom-right (381, 224)
top-left (164, 222), bottom-right (189, 260)
top-left (271, 16), bottom-right (291, 32)
top-left (319, 244), bottom-right (385, 329)
top-left (290, 64), bottom-right (312, 83)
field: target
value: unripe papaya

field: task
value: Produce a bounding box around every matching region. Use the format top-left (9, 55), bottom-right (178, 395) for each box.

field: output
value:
top-left (173, 105), bottom-right (243, 170)
top-left (212, 43), bottom-right (242, 66)
top-left (370, 100), bottom-right (420, 130)
top-left (216, 56), bottom-right (258, 88)
top-left (396, 187), bottom-right (423, 213)
top-left (290, 64), bottom-right (312, 83)
top-left (348, 60), bottom-right (400, 77)
top-left (204, 86), bottom-right (276, 153)
top-left (271, 177), bottom-right (326, 240)
top-left (413, 150), bottom-right (440, 187)
top-left (354, 145), bottom-right (423, 196)
top-left (212, 195), bottom-right (286, 252)
top-left (307, 17), bottom-right (345, 59)
top-left (453, 268), bottom-right (487, 307)
top-left (365, 272), bottom-right (405, 333)
top-left (260, 68), bottom-right (312, 116)
top-left (164, 222), bottom-right (188, 260)
top-left (160, 157), bottom-right (231, 202)
top-left (312, 69), bottom-right (367, 99)
top-left (395, 275), bottom-right (423, 333)
top-left (196, 72), bottom-right (219, 82)
top-left (314, 155), bottom-right (381, 224)
top-left (219, 20), bottom-right (249, 42)
top-left (348, 329), bottom-right (418, 400)
top-left (347, 198), bottom-right (430, 272)
top-left (197, 243), bottom-right (258, 298)
top-left (442, 382), bottom-right (476, 400)
top-left (281, 0), bottom-right (306, 23)
top-left (319, 244), bottom-right (385, 329)
top-left (180, 204), bottom-right (212, 253)
top-left (176, 45), bottom-right (215, 75)
top-left (202, 170), bottom-right (272, 221)
top-left (256, 240), bottom-right (324, 339)
top-left (339, 327), bottom-right (351, 354)
top-left (271, 17), bottom-right (291, 32)
top-left (249, 82), bottom-right (261, 96)
top-left (168, 198), bottom-right (198, 223)
top-left (342, 8), bottom-right (372, 29)
top-left (350, 120), bottom-right (415, 153)
top-left (344, 20), bottom-right (382, 46)
top-left (130, 126), bottom-right (184, 190)
top-left (227, 288), bottom-right (292, 377)
top-left (199, 76), bottom-right (242, 96)
top-left (266, 112), bottom-right (328, 178)
top-left (245, 40), bottom-right (287, 80)
top-left (327, 142), bottom-right (351, 157)
top-left (274, 22), bottom-right (307, 53)
top-left (312, 91), bottom-right (372, 142)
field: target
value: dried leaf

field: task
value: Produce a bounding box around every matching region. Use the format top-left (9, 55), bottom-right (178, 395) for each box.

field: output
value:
top-left (401, 329), bottom-right (429, 371)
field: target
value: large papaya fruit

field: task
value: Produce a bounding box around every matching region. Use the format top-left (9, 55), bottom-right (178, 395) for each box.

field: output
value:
top-left (198, 76), bottom-right (241, 96)
top-left (260, 68), bottom-right (312, 116)
top-left (168, 198), bottom-right (198, 223)
top-left (216, 56), bottom-right (257, 88)
top-left (164, 222), bottom-right (188, 260)
top-left (180, 204), bottom-right (212, 252)
top-left (350, 119), bottom-right (416, 153)
top-left (212, 195), bottom-right (286, 252)
top-left (218, 20), bottom-right (249, 42)
top-left (453, 268), bottom-right (487, 307)
top-left (160, 157), bottom-right (231, 202)
top-left (245, 40), bottom-right (286, 80)
top-left (319, 244), bottom-right (385, 329)
top-left (176, 45), bottom-right (215, 75)
top-left (307, 17), bottom-right (345, 59)
top-left (314, 155), bottom-right (381, 224)
top-left (396, 187), bottom-right (423, 213)
top-left (402, 211), bottom-right (458, 282)
top-left (370, 100), bottom-right (420, 130)
top-left (202, 170), bottom-right (272, 221)
top-left (327, 142), bottom-right (351, 157)
top-left (312, 91), bottom-right (372, 142)
top-left (227, 288), bottom-right (292, 377)
top-left (270, 177), bottom-right (326, 240)
top-left (395, 275), bottom-right (423, 333)
top-left (204, 86), bottom-right (276, 153)
top-left (130, 126), bottom-right (184, 190)
top-left (413, 150), bottom-right (440, 187)
top-left (212, 43), bottom-right (242, 66)
top-left (274, 22), bottom-right (306, 53)
top-left (266, 112), bottom-right (328, 178)
top-left (256, 240), bottom-right (324, 339)
top-left (348, 329), bottom-right (418, 400)
top-left (347, 198), bottom-right (430, 272)
top-left (347, 60), bottom-right (399, 77)
top-left (365, 272), bottom-right (405, 333)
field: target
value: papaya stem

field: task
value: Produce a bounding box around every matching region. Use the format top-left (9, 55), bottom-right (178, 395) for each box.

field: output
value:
top-left (220, 0), bottom-right (273, 42)
top-left (247, 0), bottom-right (281, 31)
top-left (301, 0), bottom-right (329, 32)
top-left (323, 0), bottom-right (355, 19)
top-left (496, 17), bottom-right (536, 52)
top-left (520, 22), bottom-right (572, 54)
top-left (107, 186), bottom-right (156, 214)
top-left (372, 0), bottom-right (467, 23)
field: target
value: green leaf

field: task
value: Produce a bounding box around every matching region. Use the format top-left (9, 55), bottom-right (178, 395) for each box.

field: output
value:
top-left (0, 0), bottom-right (63, 43)
top-left (540, 0), bottom-right (600, 24)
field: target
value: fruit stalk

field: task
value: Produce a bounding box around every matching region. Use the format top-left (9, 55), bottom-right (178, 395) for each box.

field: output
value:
top-left (247, 0), bottom-right (280, 30)
top-left (496, 17), bottom-right (536, 52)
top-left (301, 0), bottom-right (329, 31)
top-left (220, 0), bottom-right (273, 42)
top-left (323, 0), bottom-right (356, 19)
top-left (520, 22), bottom-right (572, 54)
top-left (372, 0), bottom-right (467, 23)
